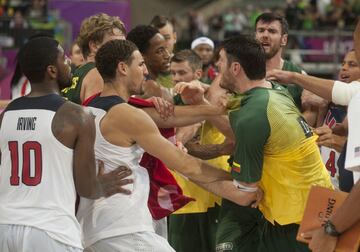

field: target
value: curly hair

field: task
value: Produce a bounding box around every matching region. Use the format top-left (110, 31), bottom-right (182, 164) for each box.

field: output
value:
top-left (77, 13), bottom-right (126, 58)
top-left (19, 37), bottom-right (59, 83)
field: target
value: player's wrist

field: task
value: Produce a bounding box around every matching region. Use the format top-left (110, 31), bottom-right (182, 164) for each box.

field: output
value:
top-left (323, 219), bottom-right (341, 237)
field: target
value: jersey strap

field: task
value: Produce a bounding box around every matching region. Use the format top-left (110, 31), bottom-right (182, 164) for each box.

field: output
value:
top-left (5, 94), bottom-right (65, 112)
top-left (86, 93), bottom-right (125, 111)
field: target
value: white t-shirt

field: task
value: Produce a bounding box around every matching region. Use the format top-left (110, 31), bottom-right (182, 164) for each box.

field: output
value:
top-left (332, 80), bottom-right (360, 106)
top-left (345, 91), bottom-right (360, 183)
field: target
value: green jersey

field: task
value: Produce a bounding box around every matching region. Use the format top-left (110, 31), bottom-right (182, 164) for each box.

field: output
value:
top-left (228, 83), bottom-right (332, 224)
top-left (281, 60), bottom-right (304, 109)
top-left (61, 62), bottom-right (96, 104)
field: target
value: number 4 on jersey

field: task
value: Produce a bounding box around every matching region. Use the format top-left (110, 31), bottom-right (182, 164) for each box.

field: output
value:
top-left (8, 141), bottom-right (43, 186)
top-left (325, 150), bottom-right (336, 177)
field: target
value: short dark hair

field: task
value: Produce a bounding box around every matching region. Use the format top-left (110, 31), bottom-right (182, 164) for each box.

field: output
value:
top-left (221, 35), bottom-right (266, 80)
top-left (171, 49), bottom-right (202, 71)
top-left (127, 25), bottom-right (159, 54)
top-left (150, 15), bottom-right (173, 30)
top-left (18, 37), bottom-right (59, 83)
top-left (95, 39), bottom-right (138, 83)
top-left (255, 12), bottom-right (289, 35)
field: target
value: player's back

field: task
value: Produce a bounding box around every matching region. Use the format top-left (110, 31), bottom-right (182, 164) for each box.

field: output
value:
top-left (0, 94), bottom-right (82, 248)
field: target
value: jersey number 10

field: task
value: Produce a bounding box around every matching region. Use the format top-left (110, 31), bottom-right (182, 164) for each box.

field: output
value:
top-left (8, 141), bottom-right (42, 186)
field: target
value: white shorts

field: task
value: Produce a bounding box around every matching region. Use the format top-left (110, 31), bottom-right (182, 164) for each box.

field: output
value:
top-left (84, 231), bottom-right (175, 252)
top-left (153, 218), bottom-right (168, 239)
top-left (0, 224), bottom-right (82, 252)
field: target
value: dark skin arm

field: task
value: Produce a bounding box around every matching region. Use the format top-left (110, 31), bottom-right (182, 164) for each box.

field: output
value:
top-left (53, 102), bottom-right (132, 199)
top-left (186, 138), bottom-right (235, 160)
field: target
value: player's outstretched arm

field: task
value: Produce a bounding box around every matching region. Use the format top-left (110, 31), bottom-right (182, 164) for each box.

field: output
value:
top-left (142, 104), bottom-right (224, 128)
top-left (116, 105), bottom-right (258, 206)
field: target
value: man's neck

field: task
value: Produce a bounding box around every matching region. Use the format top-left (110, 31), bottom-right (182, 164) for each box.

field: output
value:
top-left (85, 52), bottom-right (96, 63)
top-left (236, 79), bottom-right (272, 94)
top-left (101, 81), bottom-right (130, 102)
top-left (266, 51), bottom-right (284, 71)
top-left (27, 81), bottom-right (59, 97)
top-left (148, 69), bottom-right (159, 80)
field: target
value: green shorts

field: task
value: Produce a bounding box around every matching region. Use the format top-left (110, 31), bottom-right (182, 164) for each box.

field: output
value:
top-left (168, 204), bottom-right (220, 252)
top-left (258, 221), bottom-right (311, 252)
top-left (215, 200), bottom-right (264, 252)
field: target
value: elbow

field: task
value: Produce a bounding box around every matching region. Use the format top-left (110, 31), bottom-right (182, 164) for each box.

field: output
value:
top-left (228, 192), bottom-right (257, 207)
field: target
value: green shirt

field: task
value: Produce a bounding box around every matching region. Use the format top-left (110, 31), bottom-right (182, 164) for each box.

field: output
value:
top-left (281, 60), bottom-right (304, 110)
top-left (61, 62), bottom-right (96, 104)
top-left (229, 83), bottom-right (310, 183)
top-left (156, 73), bottom-right (173, 89)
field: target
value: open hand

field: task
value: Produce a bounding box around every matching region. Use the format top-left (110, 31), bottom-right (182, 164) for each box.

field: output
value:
top-left (266, 69), bottom-right (295, 84)
top-left (146, 96), bottom-right (174, 120)
top-left (97, 160), bottom-right (133, 197)
top-left (174, 81), bottom-right (205, 105)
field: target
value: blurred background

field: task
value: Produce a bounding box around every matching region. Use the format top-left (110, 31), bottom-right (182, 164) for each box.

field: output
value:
top-left (0, 0), bottom-right (359, 98)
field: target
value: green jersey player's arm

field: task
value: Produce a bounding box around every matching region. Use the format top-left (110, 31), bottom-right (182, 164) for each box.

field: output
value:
top-left (111, 104), bottom-right (258, 206)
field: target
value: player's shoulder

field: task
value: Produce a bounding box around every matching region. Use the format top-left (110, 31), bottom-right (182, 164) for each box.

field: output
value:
top-left (110, 102), bottom-right (148, 120)
top-left (57, 101), bottom-right (94, 127)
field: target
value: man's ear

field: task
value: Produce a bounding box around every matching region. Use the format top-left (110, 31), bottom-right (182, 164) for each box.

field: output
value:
top-left (117, 62), bottom-right (128, 75)
top-left (89, 40), bottom-right (98, 54)
top-left (281, 34), bottom-right (288, 47)
top-left (173, 32), bottom-right (177, 43)
top-left (46, 65), bottom-right (57, 79)
top-left (194, 69), bottom-right (202, 79)
top-left (231, 62), bottom-right (242, 76)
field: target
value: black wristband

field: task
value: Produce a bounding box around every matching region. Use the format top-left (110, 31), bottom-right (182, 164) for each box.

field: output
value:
top-left (323, 220), bottom-right (341, 237)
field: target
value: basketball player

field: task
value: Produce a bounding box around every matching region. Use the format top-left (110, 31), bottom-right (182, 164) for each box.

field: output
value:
top-left (62, 13), bottom-right (126, 104)
top-left (0, 37), bottom-right (132, 252)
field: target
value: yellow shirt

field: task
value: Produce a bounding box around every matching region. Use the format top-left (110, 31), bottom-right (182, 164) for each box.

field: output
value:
top-left (172, 122), bottom-right (230, 214)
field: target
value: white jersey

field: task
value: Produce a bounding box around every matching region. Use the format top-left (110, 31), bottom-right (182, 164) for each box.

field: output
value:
top-left (320, 103), bottom-right (347, 189)
top-left (0, 94), bottom-right (82, 249)
top-left (77, 106), bottom-right (154, 248)
top-left (345, 92), bottom-right (360, 184)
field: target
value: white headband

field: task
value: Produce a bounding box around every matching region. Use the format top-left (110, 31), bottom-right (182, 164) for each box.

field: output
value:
top-left (191, 37), bottom-right (214, 50)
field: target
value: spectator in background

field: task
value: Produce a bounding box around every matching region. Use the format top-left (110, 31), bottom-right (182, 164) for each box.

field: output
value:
top-left (27, 0), bottom-right (47, 19)
top-left (223, 8), bottom-right (235, 38)
top-left (191, 37), bottom-right (217, 84)
top-left (233, 8), bottom-right (248, 34)
top-left (209, 12), bottom-right (224, 41)
top-left (9, 10), bottom-right (29, 29)
top-left (150, 15), bottom-right (177, 56)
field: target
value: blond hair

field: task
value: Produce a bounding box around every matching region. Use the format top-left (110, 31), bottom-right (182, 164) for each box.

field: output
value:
top-left (77, 13), bottom-right (126, 58)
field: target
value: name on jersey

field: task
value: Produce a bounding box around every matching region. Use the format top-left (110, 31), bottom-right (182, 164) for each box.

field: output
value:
top-left (17, 117), bottom-right (37, 130)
